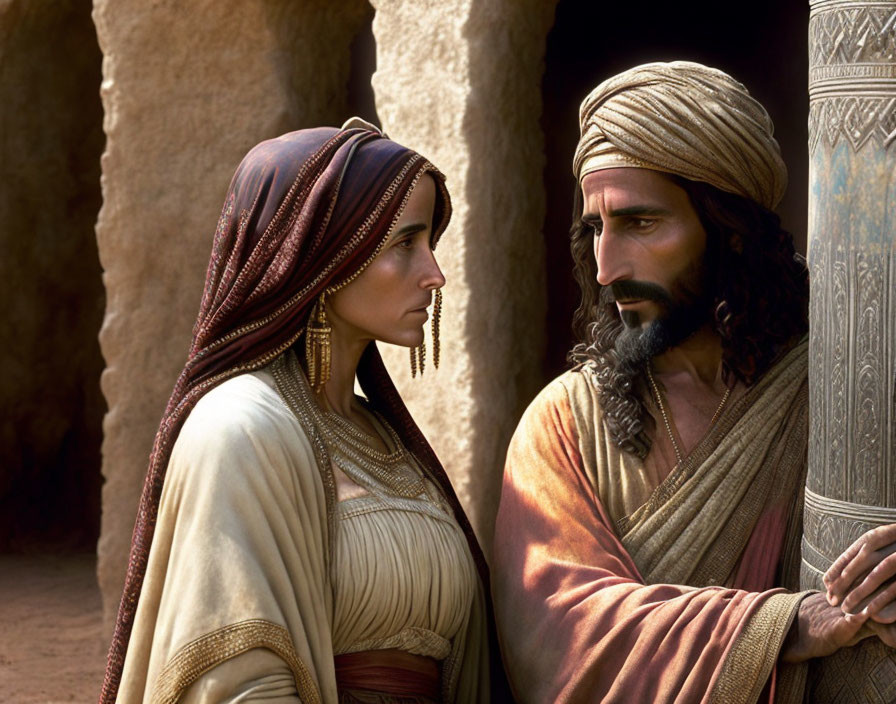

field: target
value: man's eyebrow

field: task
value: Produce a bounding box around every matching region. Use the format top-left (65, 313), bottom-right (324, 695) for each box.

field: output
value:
top-left (607, 205), bottom-right (671, 217)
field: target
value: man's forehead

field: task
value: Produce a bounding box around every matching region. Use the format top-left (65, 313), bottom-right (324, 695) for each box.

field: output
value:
top-left (581, 168), bottom-right (684, 212)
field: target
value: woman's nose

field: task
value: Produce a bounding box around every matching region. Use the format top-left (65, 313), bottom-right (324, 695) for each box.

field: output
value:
top-left (421, 248), bottom-right (446, 289)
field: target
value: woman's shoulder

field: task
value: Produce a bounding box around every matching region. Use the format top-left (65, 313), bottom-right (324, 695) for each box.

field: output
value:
top-left (172, 371), bottom-right (316, 478)
top-left (183, 371), bottom-right (294, 438)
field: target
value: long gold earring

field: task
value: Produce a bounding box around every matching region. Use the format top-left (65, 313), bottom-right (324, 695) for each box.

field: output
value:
top-left (305, 292), bottom-right (331, 391)
top-left (410, 288), bottom-right (442, 378)
top-left (410, 338), bottom-right (426, 378)
top-left (432, 288), bottom-right (442, 369)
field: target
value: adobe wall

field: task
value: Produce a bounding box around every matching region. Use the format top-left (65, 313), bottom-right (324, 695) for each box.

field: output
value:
top-left (371, 0), bottom-right (555, 551)
top-left (93, 0), bottom-right (369, 630)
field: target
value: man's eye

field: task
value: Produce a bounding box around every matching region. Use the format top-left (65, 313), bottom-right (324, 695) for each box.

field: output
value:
top-left (631, 218), bottom-right (656, 230)
top-left (583, 221), bottom-right (603, 236)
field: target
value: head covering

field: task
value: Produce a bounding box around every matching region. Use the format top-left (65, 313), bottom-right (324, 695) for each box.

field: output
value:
top-left (573, 61), bottom-right (787, 210)
top-left (101, 124), bottom-right (495, 701)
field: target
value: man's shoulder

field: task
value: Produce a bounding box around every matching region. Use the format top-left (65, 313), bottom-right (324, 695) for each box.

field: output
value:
top-left (520, 365), bottom-right (601, 427)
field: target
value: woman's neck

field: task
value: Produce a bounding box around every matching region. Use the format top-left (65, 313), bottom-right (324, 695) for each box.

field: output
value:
top-left (313, 322), bottom-right (370, 418)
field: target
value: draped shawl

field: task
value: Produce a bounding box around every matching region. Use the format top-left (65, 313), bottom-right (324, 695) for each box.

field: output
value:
top-left (493, 341), bottom-right (811, 703)
top-left (101, 127), bottom-right (503, 702)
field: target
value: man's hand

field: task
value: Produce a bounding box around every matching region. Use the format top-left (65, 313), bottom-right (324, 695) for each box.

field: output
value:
top-left (823, 524), bottom-right (896, 624)
top-left (780, 593), bottom-right (873, 663)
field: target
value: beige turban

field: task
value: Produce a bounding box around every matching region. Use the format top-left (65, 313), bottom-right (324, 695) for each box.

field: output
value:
top-left (574, 61), bottom-right (787, 210)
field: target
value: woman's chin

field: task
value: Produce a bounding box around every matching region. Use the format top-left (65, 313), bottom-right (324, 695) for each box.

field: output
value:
top-left (375, 330), bottom-right (425, 349)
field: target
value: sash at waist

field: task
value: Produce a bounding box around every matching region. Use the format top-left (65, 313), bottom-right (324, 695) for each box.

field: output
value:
top-left (334, 648), bottom-right (441, 702)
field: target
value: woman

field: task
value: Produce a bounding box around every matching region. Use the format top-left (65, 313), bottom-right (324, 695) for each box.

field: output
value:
top-left (100, 121), bottom-right (501, 703)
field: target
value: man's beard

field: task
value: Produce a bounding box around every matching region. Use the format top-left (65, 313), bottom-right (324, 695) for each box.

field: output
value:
top-left (602, 259), bottom-right (712, 369)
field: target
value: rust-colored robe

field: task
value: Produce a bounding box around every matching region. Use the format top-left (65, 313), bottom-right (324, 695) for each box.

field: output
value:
top-left (493, 341), bottom-right (810, 704)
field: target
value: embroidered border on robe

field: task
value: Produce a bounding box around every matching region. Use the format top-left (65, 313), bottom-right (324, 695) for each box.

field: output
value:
top-left (151, 619), bottom-right (320, 704)
top-left (709, 592), bottom-right (809, 704)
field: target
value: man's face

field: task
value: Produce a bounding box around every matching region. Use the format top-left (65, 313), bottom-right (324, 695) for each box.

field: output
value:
top-left (581, 167), bottom-right (710, 358)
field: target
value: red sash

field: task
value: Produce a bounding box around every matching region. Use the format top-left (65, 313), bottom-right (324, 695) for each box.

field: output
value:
top-left (334, 648), bottom-right (441, 702)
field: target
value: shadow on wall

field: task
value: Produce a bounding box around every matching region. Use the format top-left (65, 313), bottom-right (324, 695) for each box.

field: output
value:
top-left (0, 0), bottom-right (105, 552)
top-left (541, 0), bottom-right (809, 379)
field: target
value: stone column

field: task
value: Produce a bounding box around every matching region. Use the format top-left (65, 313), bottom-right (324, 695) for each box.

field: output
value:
top-left (93, 0), bottom-right (368, 632)
top-left (803, 0), bottom-right (896, 698)
top-left (370, 0), bottom-right (556, 551)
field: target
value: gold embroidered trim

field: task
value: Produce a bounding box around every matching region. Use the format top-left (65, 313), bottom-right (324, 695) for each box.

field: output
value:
top-left (337, 492), bottom-right (454, 525)
top-left (151, 619), bottom-right (321, 704)
top-left (339, 626), bottom-right (451, 660)
top-left (271, 352), bottom-right (340, 573)
top-left (709, 592), bottom-right (809, 704)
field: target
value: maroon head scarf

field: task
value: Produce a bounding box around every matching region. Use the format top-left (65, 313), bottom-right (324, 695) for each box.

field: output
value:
top-left (100, 126), bottom-right (504, 702)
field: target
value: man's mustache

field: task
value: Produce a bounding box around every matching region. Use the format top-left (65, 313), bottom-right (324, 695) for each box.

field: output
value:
top-left (601, 280), bottom-right (673, 306)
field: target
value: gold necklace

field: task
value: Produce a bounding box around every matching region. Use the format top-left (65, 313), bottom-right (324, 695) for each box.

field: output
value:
top-left (272, 351), bottom-right (426, 498)
top-left (645, 365), bottom-right (731, 468)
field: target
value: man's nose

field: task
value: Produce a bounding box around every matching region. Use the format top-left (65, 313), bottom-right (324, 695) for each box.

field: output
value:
top-left (594, 229), bottom-right (632, 286)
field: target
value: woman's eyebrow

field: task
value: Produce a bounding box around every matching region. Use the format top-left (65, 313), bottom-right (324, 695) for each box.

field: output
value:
top-left (389, 222), bottom-right (427, 239)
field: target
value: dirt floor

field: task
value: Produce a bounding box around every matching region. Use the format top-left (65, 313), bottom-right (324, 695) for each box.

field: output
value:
top-left (0, 553), bottom-right (105, 703)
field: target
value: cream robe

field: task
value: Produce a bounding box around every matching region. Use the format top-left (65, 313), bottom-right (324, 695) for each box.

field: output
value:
top-left (118, 368), bottom-right (488, 703)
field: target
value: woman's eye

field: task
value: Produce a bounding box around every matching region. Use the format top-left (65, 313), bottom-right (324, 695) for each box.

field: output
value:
top-left (396, 237), bottom-right (414, 249)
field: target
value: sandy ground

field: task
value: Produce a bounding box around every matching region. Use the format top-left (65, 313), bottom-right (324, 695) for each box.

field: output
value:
top-left (0, 553), bottom-right (105, 703)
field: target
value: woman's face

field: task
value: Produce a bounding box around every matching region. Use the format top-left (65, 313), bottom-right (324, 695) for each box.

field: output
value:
top-left (327, 174), bottom-right (445, 348)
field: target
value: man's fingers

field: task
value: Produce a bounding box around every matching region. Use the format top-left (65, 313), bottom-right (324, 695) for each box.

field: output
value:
top-left (866, 524), bottom-right (896, 550)
top-left (866, 619), bottom-right (896, 648)
top-left (825, 544), bottom-right (863, 604)
top-left (842, 554), bottom-right (896, 612)
top-left (828, 562), bottom-right (874, 607)
top-left (871, 602), bottom-right (896, 625)
top-left (824, 542), bottom-right (860, 589)
top-left (827, 542), bottom-right (896, 607)
top-left (824, 526), bottom-right (896, 601)
top-left (863, 579), bottom-right (896, 624)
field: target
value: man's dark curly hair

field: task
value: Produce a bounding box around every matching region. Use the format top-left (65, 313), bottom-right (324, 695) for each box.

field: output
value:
top-left (568, 174), bottom-right (809, 458)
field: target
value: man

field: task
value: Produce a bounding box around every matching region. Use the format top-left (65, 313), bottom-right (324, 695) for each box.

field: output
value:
top-left (492, 62), bottom-right (895, 703)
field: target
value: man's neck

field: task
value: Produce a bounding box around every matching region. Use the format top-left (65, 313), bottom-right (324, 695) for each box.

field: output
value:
top-left (651, 324), bottom-right (724, 388)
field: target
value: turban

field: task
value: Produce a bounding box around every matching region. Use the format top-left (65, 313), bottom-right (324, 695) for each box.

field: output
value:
top-left (573, 61), bottom-right (787, 210)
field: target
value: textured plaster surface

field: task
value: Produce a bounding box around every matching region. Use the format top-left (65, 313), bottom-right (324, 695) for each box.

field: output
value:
top-left (94, 0), bottom-right (367, 631)
top-left (371, 0), bottom-right (556, 551)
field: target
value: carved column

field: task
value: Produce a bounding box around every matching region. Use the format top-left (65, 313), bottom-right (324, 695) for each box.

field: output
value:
top-left (804, 0), bottom-right (896, 699)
